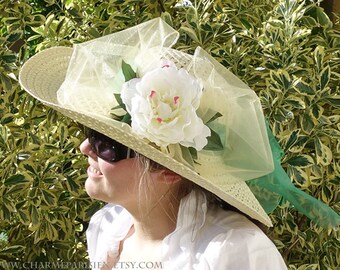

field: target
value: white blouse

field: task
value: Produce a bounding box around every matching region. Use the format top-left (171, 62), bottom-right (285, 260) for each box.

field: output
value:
top-left (86, 190), bottom-right (287, 270)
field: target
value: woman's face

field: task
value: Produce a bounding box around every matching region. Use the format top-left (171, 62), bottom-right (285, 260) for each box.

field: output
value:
top-left (80, 139), bottom-right (143, 206)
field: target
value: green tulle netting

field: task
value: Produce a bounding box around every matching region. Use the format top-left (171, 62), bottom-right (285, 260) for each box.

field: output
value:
top-left (247, 124), bottom-right (340, 229)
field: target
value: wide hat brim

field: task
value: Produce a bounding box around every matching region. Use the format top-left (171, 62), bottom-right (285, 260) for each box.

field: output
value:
top-left (19, 19), bottom-right (274, 226)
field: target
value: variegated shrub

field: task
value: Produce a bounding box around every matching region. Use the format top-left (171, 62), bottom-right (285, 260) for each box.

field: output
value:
top-left (0, 0), bottom-right (338, 269)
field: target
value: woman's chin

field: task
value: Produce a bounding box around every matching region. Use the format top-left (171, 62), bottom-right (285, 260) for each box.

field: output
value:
top-left (85, 177), bottom-right (106, 200)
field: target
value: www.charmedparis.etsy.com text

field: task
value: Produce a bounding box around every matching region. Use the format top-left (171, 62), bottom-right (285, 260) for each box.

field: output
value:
top-left (0, 261), bottom-right (164, 269)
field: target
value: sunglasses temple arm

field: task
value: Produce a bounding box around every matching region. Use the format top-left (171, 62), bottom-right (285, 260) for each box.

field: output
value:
top-left (126, 148), bottom-right (131, 159)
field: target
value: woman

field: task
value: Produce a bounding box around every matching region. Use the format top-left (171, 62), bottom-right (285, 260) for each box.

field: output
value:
top-left (19, 18), bottom-right (338, 269)
top-left (80, 129), bottom-right (286, 269)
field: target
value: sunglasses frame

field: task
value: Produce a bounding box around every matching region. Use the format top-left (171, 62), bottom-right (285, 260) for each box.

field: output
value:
top-left (86, 128), bottom-right (135, 163)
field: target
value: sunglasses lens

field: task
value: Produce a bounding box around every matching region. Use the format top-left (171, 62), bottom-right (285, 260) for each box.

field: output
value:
top-left (86, 129), bottom-right (132, 162)
top-left (91, 139), bottom-right (118, 162)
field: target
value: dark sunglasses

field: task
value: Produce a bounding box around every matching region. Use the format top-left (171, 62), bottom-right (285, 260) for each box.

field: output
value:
top-left (86, 128), bottom-right (135, 163)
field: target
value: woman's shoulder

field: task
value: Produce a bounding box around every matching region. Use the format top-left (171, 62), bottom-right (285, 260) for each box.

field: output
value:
top-left (201, 205), bottom-right (274, 247)
top-left (178, 190), bottom-right (270, 240)
top-left (198, 206), bottom-right (287, 269)
top-left (204, 204), bottom-right (266, 236)
top-left (166, 190), bottom-right (287, 270)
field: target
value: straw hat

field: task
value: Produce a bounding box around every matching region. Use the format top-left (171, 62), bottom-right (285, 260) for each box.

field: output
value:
top-left (19, 18), bottom-right (275, 226)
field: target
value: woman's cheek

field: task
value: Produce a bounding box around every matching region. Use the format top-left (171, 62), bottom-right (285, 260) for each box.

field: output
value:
top-left (98, 158), bottom-right (141, 184)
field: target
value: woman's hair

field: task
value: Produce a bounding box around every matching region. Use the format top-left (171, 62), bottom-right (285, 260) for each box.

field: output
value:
top-left (134, 153), bottom-right (190, 223)
top-left (135, 153), bottom-right (267, 232)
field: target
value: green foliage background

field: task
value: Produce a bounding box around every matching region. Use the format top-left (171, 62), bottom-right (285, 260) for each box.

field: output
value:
top-left (0, 0), bottom-right (339, 269)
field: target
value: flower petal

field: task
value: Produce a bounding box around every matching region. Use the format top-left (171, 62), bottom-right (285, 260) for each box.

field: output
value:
top-left (120, 60), bottom-right (210, 150)
top-left (121, 78), bottom-right (140, 112)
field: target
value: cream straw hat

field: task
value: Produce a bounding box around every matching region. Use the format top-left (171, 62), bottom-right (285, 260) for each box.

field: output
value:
top-left (19, 18), bottom-right (275, 226)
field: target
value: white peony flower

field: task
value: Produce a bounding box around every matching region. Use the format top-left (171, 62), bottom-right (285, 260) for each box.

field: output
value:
top-left (121, 60), bottom-right (211, 151)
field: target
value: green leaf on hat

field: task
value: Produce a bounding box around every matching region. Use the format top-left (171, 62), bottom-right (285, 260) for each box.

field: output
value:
top-left (113, 93), bottom-right (126, 111)
top-left (110, 111), bottom-right (131, 125)
top-left (122, 60), bottom-right (136, 82)
top-left (204, 128), bottom-right (223, 151)
top-left (188, 147), bottom-right (198, 160)
top-left (206, 112), bottom-right (223, 124)
top-left (110, 112), bottom-right (123, 120)
top-left (121, 113), bottom-right (131, 124)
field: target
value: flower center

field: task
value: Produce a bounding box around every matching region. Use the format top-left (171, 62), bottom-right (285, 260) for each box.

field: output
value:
top-left (148, 90), bottom-right (180, 123)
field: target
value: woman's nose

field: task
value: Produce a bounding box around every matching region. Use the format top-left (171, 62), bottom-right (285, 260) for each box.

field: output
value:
top-left (80, 139), bottom-right (98, 161)
top-left (80, 139), bottom-right (96, 158)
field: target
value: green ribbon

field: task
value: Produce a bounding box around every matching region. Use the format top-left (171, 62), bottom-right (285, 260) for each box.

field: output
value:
top-left (247, 123), bottom-right (340, 229)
